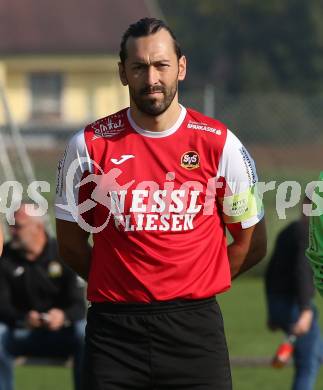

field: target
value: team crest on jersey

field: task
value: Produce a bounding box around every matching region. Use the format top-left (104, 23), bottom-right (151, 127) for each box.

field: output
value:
top-left (181, 151), bottom-right (200, 170)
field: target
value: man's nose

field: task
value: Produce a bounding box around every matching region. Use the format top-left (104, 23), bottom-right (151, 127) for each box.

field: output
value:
top-left (146, 66), bottom-right (159, 85)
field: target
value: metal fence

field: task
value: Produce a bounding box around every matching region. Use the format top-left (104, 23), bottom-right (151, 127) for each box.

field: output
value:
top-left (181, 87), bottom-right (323, 175)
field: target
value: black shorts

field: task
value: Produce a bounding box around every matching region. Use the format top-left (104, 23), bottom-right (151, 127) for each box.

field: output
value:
top-left (82, 297), bottom-right (232, 390)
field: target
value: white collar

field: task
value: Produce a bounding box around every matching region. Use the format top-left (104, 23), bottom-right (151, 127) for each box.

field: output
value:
top-left (127, 105), bottom-right (186, 138)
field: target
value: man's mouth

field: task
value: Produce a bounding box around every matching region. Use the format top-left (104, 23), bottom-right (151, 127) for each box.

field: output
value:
top-left (141, 87), bottom-right (164, 95)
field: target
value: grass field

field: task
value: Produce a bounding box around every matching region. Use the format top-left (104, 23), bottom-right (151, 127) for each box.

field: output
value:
top-left (219, 278), bottom-right (323, 389)
top-left (15, 277), bottom-right (323, 390)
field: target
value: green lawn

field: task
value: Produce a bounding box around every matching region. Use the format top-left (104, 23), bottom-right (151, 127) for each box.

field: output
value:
top-left (219, 277), bottom-right (323, 389)
top-left (15, 366), bottom-right (298, 390)
top-left (15, 277), bottom-right (323, 390)
top-left (16, 366), bottom-right (72, 390)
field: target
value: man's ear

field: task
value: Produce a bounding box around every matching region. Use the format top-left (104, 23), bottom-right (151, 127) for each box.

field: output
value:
top-left (178, 55), bottom-right (187, 82)
top-left (118, 62), bottom-right (128, 86)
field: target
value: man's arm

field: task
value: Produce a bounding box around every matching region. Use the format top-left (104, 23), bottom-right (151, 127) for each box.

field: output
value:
top-left (227, 218), bottom-right (267, 279)
top-left (291, 219), bottom-right (315, 335)
top-left (57, 253), bottom-right (87, 324)
top-left (0, 263), bottom-right (26, 326)
top-left (306, 172), bottom-right (323, 295)
top-left (56, 219), bottom-right (91, 281)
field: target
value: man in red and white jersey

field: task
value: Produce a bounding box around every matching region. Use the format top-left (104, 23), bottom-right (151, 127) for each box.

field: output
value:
top-left (55, 18), bottom-right (266, 390)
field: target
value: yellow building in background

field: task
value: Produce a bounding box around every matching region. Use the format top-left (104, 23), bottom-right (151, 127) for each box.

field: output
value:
top-left (0, 56), bottom-right (128, 127)
top-left (0, 0), bottom-right (161, 131)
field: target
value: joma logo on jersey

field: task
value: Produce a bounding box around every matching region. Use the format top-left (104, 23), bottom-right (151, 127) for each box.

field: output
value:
top-left (181, 151), bottom-right (200, 170)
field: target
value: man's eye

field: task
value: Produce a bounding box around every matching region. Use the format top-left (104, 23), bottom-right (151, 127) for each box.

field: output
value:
top-left (132, 65), bottom-right (144, 70)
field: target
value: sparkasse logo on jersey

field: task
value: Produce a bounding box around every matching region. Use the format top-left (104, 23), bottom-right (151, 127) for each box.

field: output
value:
top-left (181, 151), bottom-right (200, 170)
top-left (187, 121), bottom-right (222, 135)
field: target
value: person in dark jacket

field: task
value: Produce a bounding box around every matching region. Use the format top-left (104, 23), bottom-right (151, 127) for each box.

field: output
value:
top-left (0, 203), bottom-right (86, 390)
top-left (265, 198), bottom-right (323, 390)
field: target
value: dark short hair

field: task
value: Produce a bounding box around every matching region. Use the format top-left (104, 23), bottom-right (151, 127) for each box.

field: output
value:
top-left (119, 17), bottom-right (182, 63)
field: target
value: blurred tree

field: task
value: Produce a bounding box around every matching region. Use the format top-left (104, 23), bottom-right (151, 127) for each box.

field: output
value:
top-left (160, 0), bottom-right (323, 94)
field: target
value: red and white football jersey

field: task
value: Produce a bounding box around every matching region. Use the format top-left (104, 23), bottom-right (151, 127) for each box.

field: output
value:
top-left (55, 105), bottom-right (263, 303)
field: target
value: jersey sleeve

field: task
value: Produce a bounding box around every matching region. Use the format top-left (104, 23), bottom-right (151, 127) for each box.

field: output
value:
top-left (216, 130), bottom-right (264, 229)
top-left (55, 129), bottom-right (93, 222)
top-left (306, 172), bottom-right (323, 296)
top-left (0, 260), bottom-right (26, 326)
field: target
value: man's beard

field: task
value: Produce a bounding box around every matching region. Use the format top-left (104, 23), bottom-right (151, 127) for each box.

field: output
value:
top-left (129, 82), bottom-right (178, 116)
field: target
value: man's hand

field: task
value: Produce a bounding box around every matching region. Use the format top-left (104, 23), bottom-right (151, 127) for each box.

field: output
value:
top-left (46, 308), bottom-right (66, 331)
top-left (292, 309), bottom-right (313, 336)
top-left (26, 310), bottom-right (42, 328)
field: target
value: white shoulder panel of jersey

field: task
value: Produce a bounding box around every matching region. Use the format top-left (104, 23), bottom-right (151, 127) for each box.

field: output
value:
top-left (217, 130), bottom-right (258, 193)
top-left (55, 129), bottom-right (93, 222)
top-left (216, 130), bottom-right (264, 228)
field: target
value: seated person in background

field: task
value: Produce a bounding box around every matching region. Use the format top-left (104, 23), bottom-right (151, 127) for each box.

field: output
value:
top-left (265, 196), bottom-right (323, 390)
top-left (0, 203), bottom-right (86, 390)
